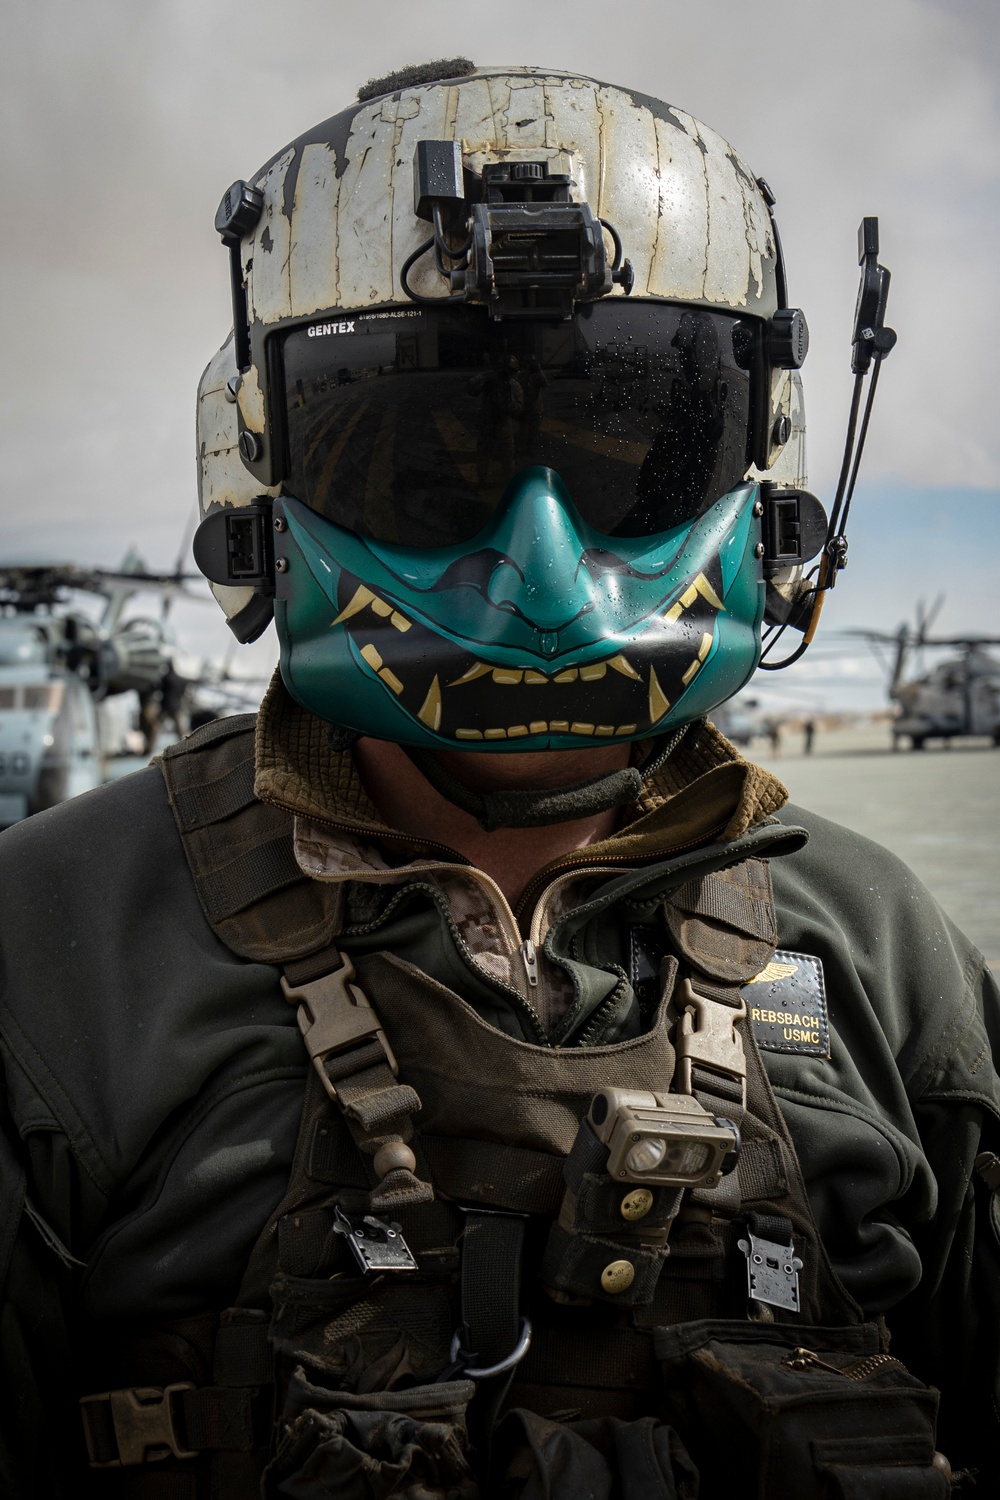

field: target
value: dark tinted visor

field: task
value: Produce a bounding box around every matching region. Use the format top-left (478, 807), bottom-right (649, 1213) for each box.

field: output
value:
top-left (281, 301), bottom-right (755, 547)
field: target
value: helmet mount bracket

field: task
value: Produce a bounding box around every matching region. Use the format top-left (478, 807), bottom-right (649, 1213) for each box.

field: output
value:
top-left (404, 145), bottom-right (634, 319)
top-left (759, 487), bottom-right (828, 579)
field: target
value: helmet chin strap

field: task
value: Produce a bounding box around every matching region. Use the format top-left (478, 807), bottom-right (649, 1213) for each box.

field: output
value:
top-left (404, 728), bottom-right (689, 833)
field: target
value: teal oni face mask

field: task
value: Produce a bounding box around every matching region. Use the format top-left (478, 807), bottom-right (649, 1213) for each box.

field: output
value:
top-left (273, 467), bottom-right (764, 750)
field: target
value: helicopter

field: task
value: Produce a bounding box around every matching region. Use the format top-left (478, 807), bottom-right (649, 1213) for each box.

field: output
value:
top-left (0, 559), bottom-right (206, 826)
top-left (850, 600), bottom-right (1000, 750)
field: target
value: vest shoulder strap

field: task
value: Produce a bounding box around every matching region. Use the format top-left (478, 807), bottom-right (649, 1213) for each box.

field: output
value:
top-left (158, 716), bottom-right (344, 962)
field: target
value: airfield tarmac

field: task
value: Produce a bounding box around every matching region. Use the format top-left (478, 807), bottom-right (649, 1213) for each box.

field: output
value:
top-left (752, 722), bottom-right (1000, 966)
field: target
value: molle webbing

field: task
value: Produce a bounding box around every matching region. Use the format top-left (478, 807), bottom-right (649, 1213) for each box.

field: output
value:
top-left (159, 715), bottom-right (345, 962)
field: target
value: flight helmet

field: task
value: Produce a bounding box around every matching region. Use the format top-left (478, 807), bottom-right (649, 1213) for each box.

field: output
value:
top-left (194, 62), bottom-right (818, 752)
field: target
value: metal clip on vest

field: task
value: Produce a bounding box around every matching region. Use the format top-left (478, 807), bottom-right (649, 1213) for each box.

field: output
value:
top-left (737, 1220), bottom-right (804, 1314)
top-left (281, 947), bottom-right (434, 1210)
top-left (332, 1204), bottom-right (418, 1274)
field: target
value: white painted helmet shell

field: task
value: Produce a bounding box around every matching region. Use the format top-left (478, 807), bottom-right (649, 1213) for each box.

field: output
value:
top-left (197, 65), bottom-right (807, 629)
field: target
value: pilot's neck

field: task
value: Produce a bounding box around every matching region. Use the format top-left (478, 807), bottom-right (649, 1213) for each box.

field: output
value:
top-left (353, 738), bottom-right (629, 910)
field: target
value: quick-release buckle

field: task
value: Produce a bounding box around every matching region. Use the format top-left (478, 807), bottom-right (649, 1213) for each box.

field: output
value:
top-left (80, 1383), bottom-right (197, 1467)
top-left (675, 980), bottom-right (747, 1107)
top-left (737, 1229), bottom-right (803, 1313)
top-left (281, 954), bottom-right (399, 1102)
top-left (332, 1205), bottom-right (418, 1273)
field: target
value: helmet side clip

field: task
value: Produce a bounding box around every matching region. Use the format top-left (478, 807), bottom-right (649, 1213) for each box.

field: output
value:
top-left (193, 500), bottom-right (274, 595)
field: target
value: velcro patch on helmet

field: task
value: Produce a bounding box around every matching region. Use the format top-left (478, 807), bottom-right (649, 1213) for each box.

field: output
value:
top-left (356, 58), bottom-right (475, 102)
top-left (741, 950), bottom-right (829, 1058)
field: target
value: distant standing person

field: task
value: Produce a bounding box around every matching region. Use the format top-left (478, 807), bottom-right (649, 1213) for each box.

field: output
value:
top-left (471, 354), bottom-right (523, 485)
top-left (767, 718), bottom-right (782, 755)
top-left (520, 355), bottom-right (548, 455)
top-left (803, 718), bottom-right (816, 755)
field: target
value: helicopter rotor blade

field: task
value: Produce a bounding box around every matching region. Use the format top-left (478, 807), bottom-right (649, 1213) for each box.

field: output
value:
top-left (924, 593), bottom-right (945, 637)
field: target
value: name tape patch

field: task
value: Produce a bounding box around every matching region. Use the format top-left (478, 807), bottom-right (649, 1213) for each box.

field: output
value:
top-left (741, 950), bottom-right (829, 1058)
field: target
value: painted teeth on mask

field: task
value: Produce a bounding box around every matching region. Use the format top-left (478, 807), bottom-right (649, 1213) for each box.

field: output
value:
top-left (333, 584), bottom-right (411, 633)
top-left (447, 659), bottom-right (640, 688)
top-left (455, 720), bottom-right (639, 741)
top-left (648, 666), bottom-right (670, 723)
top-left (664, 572), bottom-right (725, 624)
top-left (448, 662), bottom-right (493, 687)
top-left (417, 675), bottom-right (442, 731)
top-left (681, 631), bottom-right (714, 687)
top-left (347, 563), bottom-right (722, 739)
top-left (360, 643), bottom-right (405, 696)
top-left (608, 655), bottom-right (641, 680)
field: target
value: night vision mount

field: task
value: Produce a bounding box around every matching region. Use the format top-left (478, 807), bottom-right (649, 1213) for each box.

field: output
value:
top-left (402, 140), bottom-right (635, 320)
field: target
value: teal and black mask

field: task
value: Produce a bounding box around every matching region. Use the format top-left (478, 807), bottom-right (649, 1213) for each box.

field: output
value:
top-left (273, 300), bottom-right (767, 749)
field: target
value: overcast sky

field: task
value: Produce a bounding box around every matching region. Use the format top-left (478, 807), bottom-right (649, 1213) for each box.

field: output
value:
top-left (2, 0), bottom-right (998, 704)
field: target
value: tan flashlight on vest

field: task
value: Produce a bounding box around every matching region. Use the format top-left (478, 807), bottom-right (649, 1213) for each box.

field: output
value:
top-left (588, 1089), bottom-right (740, 1190)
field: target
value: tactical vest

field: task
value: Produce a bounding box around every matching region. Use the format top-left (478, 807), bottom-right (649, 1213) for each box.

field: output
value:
top-left (76, 717), bottom-right (951, 1498)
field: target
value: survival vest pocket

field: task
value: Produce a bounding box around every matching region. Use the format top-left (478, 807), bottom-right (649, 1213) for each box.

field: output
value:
top-left (493, 1408), bottom-right (699, 1499)
top-left (268, 1271), bottom-right (457, 1393)
top-left (654, 1319), bottom-right (951, 1499)
top-left (263, 1370), bottom-right (479, 1498)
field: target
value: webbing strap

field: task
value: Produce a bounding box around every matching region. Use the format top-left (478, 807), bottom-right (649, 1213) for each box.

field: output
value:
top-left (747, 1210), bottom-right (794, 1246)
top-left (460, 1210), bottom-right (529, 1480)
top-left (213, 1316), bottom-right (272, 1386)
top-left (280, 946), bottom-right (433, 1210)
top-left (670, 871), bottom-right (775, 939)
top-left (461, 1212), bottom-right (526, 1369)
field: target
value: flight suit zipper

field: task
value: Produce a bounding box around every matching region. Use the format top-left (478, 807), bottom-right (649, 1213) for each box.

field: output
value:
top-left (266, 795), bottom-right (735, 1045)
top-left (289, 807), bottom-right (636, 1021)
